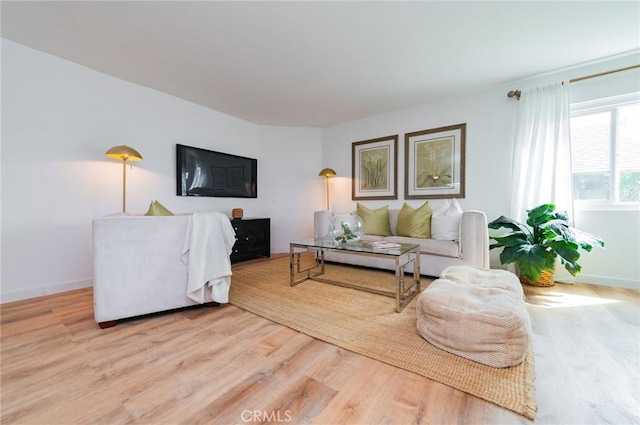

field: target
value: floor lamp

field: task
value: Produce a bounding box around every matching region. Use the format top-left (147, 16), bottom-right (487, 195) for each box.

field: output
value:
top-left (318, 168), bottom-right (337, 211)
top-left (105, 145), bottom-right (143, 212)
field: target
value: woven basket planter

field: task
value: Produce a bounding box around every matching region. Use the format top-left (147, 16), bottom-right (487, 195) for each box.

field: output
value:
top-left (518, 268), bottom-right (556, 287)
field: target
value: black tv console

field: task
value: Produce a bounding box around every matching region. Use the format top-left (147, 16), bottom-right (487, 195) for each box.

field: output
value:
top-left (230, 218), bottom-right (271, 263)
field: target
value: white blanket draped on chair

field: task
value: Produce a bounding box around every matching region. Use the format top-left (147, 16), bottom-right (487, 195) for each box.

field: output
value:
top-left (181, 211), bottom-right (236, 303)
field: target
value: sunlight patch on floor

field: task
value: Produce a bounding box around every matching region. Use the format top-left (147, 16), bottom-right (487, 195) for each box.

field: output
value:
top-left (525, 291), bottom-right (621, 308)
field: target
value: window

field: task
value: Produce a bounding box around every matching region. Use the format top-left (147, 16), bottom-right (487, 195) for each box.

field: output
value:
top-left (571, 94), bottom-right (640, 205)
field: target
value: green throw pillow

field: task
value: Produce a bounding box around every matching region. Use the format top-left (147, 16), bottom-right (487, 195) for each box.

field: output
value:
top-left (144, 200), bottom-right (174, 216)
top-left (356, 203), bottom-right (392, 236)
top-left (396, 202), bottom-right (432, 238)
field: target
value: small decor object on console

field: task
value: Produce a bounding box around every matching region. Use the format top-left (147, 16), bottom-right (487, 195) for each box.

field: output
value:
top-left (330, 212), bottom-right (364, 245)
top-left (232, 208), bottom-right (244, 219)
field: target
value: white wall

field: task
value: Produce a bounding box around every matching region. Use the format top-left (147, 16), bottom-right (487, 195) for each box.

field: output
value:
top-left (321, 53), bottom-right (640, 289)
top-left (258, 125), bottom-right (323, 252)
top-left (1, 39), bottom-right (322, 302)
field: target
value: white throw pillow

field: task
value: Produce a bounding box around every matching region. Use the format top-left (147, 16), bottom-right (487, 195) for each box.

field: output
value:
top-left (431, 198), bottom-right (463, 240)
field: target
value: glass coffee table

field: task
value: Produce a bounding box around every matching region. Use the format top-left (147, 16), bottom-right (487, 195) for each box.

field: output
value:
top-left (289, 239), bottom-right (421, 312)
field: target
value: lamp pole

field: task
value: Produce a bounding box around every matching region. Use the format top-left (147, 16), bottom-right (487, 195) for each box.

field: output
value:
top-left (325, 176), bottom-right (330, 210)
top-left (122, 158), bottom-right (128, 212)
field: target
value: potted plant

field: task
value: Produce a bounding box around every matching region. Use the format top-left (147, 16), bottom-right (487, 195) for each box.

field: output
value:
top-left (488, 203), bottom-right (605, 286)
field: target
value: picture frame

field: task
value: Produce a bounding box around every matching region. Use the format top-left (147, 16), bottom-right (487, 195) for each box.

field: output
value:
top-left (404, 123), bottom-right (466, 199)
top-left (352, 135), bottom-right (398, 200)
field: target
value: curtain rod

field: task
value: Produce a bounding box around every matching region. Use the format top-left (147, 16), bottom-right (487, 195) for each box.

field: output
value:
top-left (507, 64), bottom-right (640, 100)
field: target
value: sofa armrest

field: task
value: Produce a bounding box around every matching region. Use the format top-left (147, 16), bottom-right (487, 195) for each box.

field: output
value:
top-left (459, 210), bottom-right (490, 270)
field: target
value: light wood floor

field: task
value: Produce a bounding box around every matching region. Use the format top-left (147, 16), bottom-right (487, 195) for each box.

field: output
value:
top-left (1, 255), bottom-right (639, 425)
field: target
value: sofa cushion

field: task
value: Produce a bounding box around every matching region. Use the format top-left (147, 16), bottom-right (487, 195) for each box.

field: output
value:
top-left (431, 198), bottom-right (463, 240)
top-left (396, 202), bottom-right (432, 238)
top-left (357, 203), bottom-right (392, 236)
top-left (144, 200), bottom-right (174, 216)
top-left (385, 236), bottom-right (460, 258)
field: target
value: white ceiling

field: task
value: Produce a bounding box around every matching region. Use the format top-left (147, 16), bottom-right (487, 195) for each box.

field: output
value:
top-left (2, 1), bottom-right (639, 127)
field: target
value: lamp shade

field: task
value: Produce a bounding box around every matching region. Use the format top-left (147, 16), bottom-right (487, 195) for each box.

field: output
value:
top-left (318, 168), bottom-right (337, 177)
top-left (105, 145), bottom-right (143, 161)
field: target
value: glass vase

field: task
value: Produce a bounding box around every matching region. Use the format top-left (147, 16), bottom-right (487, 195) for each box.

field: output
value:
top-left (329, 212), bottom-right (364, 245)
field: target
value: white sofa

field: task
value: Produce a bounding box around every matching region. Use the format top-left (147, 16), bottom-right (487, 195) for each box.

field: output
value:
top-left (92, 213), bottom-right (233, 328)
top-left (314, 209), bottom-right (490, 277)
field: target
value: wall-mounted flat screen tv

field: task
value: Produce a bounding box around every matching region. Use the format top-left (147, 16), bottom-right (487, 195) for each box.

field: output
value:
top-left (176, 144), bottom-right (257, 198)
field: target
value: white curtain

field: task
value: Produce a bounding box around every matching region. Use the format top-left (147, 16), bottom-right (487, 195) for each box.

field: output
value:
top-left (510, 83), bottom-right (573, 223)
top-left (509, 82), bottom-right (574, 282)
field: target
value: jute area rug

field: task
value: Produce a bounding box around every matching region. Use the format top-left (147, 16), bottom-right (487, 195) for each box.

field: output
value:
top-left (229, 256), bottom-right (536, 420)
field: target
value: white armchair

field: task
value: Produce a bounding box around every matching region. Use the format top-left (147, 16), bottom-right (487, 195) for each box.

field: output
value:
top-left (92, 213), bottom-right (233, 328)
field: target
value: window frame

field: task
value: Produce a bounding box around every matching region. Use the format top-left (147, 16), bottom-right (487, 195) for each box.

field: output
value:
top-left (570, 93), bottom-right (640, 211)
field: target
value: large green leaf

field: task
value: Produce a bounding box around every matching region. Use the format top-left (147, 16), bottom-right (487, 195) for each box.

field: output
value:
top-left (511, 244), bottom-right (556, 281)
top-left (566, 227), bottom-right (605, 251)
top-left (549, 240), bottom-right (580, 263)
top-left (490, 232), bottom-right (530, 248)
top-left (540, 219), bottom-right (569, 238)
top-left (553, 210), bottom-right (570, 222)
top-left (560, 259), bottom-right (582, 276)
top-left (488, 216), bottom-right (532, 238)
top-left (542, 221), bottom-right (605, 251)
top-left (526, 203), bottom-right (556, 227)
top-left (499, 245), bottom-right (524, 265)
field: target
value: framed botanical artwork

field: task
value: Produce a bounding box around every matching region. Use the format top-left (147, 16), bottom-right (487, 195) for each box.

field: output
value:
top-left (352, 135), bottom-right (398, 200)
top-left (404, 123), bottom-right (466, 199)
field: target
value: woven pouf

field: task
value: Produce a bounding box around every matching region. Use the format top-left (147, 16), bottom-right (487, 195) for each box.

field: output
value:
top-left (417, 276), bottom-right (532, 368)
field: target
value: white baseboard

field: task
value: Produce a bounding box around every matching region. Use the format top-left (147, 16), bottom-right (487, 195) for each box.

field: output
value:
top-left (1, 279), bottom-right (93, 304)
top-left (577, 274), bottom-right (639, 290)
